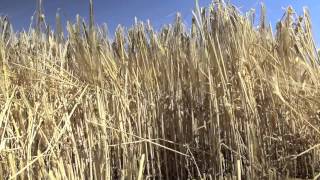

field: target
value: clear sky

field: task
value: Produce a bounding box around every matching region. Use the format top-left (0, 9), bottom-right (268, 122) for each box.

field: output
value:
top-left (0, 0), bottom-right (319, 45)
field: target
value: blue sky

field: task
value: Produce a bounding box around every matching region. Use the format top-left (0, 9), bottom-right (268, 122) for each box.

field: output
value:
top-left (0, 0), bottom-right (319, 45)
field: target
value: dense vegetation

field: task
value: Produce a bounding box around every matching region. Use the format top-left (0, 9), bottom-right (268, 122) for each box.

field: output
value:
top-left (0, 0), bottom-right (320, 179)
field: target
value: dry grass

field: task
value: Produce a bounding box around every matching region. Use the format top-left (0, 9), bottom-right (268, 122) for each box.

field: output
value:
top-left (0, 1), bottom-right (320, 179)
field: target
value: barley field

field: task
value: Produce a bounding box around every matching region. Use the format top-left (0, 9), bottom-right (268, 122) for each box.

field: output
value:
top-left (0, 0), bottom-right (320, 179)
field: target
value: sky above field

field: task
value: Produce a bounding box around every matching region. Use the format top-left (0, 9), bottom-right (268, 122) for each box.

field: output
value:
top-left (0, 0), bottom-right (319, 46)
